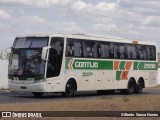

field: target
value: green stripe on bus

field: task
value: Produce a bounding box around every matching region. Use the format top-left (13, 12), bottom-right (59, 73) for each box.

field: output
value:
top-left (116, 71), bottom-right (122, 81)
top-left (66, 58), bottom-right (157, 70)
top-left (133, 62), bottom-right (157, 70)
top-left (119, 61), bottom-right (125, 70)
top-left (66, 58), bottom-right (113, 70)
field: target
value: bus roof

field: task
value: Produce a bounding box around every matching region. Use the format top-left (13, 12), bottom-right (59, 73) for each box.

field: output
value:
top-left (16, 33), bottom-right (156, 46)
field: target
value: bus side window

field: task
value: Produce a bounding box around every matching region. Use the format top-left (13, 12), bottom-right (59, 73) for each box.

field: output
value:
top-left (127, 45), bottom-right (136, 59)
top-left (109, 43), bottom-right (114, 58)
top-left (119, 44), bottom-right (125, 59)
top-left (113, 43), bottom-right (118, 58)
top-left (67, 40), bottom-right (74, 56)
top-left (86, 45), bottom-right (93, 57)
top-left (124, 44), bottom-right (128, 59)
top-left (93, 42), bottom-right (98, 58)
top-left (136, 45), bottom-right (147, 60)
top-left (98, 42), bottom-right (109, 58)
top-left (147, 46), bottom-right (156, 60)
top-left (83, 41), bottom-right (97, 58)
top-left (152, 46), bottom-right (156, 60)
top-left (74, 41), bottom-right (83, 57)
top-left (141, 46), bottom-right (147, 60)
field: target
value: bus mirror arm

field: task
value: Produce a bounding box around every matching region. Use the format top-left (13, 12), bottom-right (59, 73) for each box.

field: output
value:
top-left (41, 46), bottom-right (51, 60)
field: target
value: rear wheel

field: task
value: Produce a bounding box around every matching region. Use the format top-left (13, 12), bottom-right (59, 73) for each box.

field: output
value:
top-left (135, 80), bottom-right (143, 94)
top-left (127, 79), bottom-right (136, 94)
top-left (120, 78), bottom-right (136, 95)
top-left (62, 80), bottom-right (76, 97)
top-left (32, 92), bottom-right (44, 97)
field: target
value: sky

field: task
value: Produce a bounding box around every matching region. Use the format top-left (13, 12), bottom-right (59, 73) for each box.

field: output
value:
top-left (0, 0), bottom-right (160, 51)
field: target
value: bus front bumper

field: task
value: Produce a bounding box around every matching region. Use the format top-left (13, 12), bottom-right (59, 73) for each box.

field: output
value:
top-left (8, 82), bottom-right (46, 92)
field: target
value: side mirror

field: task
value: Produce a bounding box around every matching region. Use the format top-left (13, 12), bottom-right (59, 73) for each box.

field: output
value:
top-left (0, 48), bottom-right (11, 60)
top-left (41, 46), bottom-right (51, 60)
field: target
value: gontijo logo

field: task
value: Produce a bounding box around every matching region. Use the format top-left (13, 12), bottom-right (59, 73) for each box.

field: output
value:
top-left (144, 64), bottom-right (156, 69)
top-left (75, 62), bottom-right (98, 68)
top-left (66, 58), bottom-right (113, 70)
top-left (68, 59), bottom-right (99, 69)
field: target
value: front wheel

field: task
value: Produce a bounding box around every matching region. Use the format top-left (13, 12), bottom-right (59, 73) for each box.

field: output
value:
top-left (32, 92), bottom-right (44, 97)
top-left (62, 81), bottom-right (76, 97)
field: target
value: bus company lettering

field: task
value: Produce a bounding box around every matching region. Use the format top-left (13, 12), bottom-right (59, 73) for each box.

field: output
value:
top-left (75, 62), bottom-right (98, 68)
top-left (144, 64), bottom-right (156, 69)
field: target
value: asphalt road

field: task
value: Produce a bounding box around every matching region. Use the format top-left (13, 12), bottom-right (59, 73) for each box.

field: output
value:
top-left (0, 88), bottom-right (160, 104)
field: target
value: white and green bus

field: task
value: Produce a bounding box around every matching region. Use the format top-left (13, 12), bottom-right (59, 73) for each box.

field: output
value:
top-left (8, 34), bottom-right (157, 97)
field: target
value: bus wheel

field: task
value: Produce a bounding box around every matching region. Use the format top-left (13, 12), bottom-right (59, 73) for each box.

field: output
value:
top-left (120, 78), bottom-right (136, 95)
top-left (62, 80), bottom-right (76, 97)
top-left (127, 78), bottom-right (136, 94)
top-left (135, 80), bottom-right (143, 94)
top-left (32, 92), bottom-right (44, 97)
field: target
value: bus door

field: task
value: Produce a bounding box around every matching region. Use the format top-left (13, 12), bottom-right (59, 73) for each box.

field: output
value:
top-left (47, 37), bottom-right (64, 79)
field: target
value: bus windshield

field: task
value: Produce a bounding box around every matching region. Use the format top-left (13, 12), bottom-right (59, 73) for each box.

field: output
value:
top-left (8, 37), bottom-right (49, 77)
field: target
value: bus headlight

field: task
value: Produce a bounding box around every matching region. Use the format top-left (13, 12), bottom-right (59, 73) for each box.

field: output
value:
top-left (8, 80), bottom-right (14, 83)
top-left (34, 79), bottom-right (46, 83)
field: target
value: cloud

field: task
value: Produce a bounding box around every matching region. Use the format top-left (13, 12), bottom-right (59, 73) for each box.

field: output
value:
top-left (0, 0), bottom-right (160, 50)
top-left (72, 1), bottom-right (87, 10)
top-left (0, 9), bottom-right (10, 19)
top-left (95, 2), bottom-right (117, 11)
top-left (15, 16), bottom-right (46, 25)
top-left (119, 0), bottom-right (160, 16)
top-left (143, 16), bottom-right (160, 26)
top-left (0, 0), bottom-right (74, 8)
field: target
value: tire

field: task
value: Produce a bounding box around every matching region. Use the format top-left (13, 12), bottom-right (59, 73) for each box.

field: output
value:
top-left (62, 80), bottom-right (76, 97)
top-left (134, 80), bottom-right (143, 94)
top-left (32, 92), bottom-right (44, 97)
top-left (121, 79), bottom-right (136, 95)
top-left (127, 79), bottom-right (136, 94)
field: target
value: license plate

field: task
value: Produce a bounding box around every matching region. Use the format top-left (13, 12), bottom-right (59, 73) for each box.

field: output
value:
top-left (20, 86), bottom-right (27, 89)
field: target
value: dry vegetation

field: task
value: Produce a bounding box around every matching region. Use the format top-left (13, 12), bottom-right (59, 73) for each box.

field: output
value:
top-left (0, 95), bottom-right (160, 111)
top-left (1, 94), bottom-right (160, 120)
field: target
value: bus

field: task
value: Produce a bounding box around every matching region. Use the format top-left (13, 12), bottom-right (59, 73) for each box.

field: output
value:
top-left (8, 34), bottom-right (158, 97)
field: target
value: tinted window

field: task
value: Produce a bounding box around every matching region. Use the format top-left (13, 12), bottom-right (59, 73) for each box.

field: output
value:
top-left (127, 45), bottom-right (136, 59)
top-left (83, 41), bottom-right (97, 58)
top-left (66, 39), bottom-right (83, 57)
top-left (13, 37), bottom-right (49, 48)
top-left (147, 46), bottom-right (156, 60)
top-left (66, 38), bottom-right (156, 61)
top-left (47, 37), bottom-right (64, 78)
top-left (109, 43), bottom-right (114, 58)
top-left (98, 42), bottom-right (109, 58)
top-left (136, 45), bottom-right (147, 60)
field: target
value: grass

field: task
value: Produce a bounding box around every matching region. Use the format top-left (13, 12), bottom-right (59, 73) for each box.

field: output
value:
top-left (0, 95), bottom-right (160, 120)
top-left (0, 95), bottom-right (160, 111)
